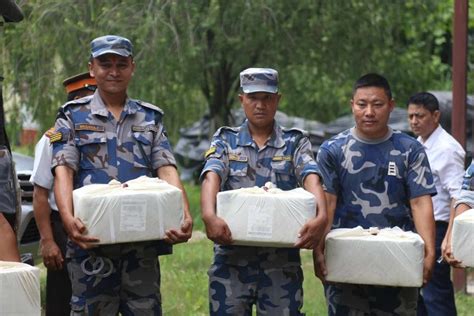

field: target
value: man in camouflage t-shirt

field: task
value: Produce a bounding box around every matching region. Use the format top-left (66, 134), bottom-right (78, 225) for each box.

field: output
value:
top-left (315, 73), bottom-right (436, 315)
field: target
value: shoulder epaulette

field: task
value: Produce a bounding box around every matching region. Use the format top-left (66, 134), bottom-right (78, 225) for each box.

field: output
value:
top-left (61, 95), bottom-right (93, 108)
top-left (214, 125), bottom-right (240, 137)
top-left (136, 100), bottom-right (164, 115)
top-left (282, 126), bottom-right (309, 137)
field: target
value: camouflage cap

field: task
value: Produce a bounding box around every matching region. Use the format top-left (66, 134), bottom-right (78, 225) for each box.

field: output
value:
top-left (90, 35), bottom-right (133, 58)
top-left (240, 68), bottom-right (278, 94)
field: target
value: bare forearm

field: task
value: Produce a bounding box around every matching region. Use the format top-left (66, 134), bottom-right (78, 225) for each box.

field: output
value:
top-left (411, 196), bottom-right (435, 258)
top-left (157, 165), bottom-right (191, 220)
top-left (33, 186), bottom-right (54, 241)
top-left (200, 172), bottom-right (220, 223)
top-left (303, 174), bottom-right (327, 226)
top-left (455, 202), bottom-right (471, 217)
top-left (54, 166), bottom-right (75, 222)
top-left (0, 213), bottom-right (20, 262)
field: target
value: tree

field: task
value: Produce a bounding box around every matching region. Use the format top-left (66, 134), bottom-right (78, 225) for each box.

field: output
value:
top-left (2, 0), bottom-right (464, 146)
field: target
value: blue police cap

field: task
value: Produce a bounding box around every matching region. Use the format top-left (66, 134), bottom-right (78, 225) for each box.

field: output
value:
top-left (240, 68), bottom-right (278, 94)
top-left (90, 35), bottom-right (133, 58)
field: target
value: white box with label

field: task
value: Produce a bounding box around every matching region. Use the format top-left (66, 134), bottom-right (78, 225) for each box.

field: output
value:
top-left (452, 208), bottom-right (474, 267)
top-left (216, 186), bottom-right (316, 247)
top-left (325, 226), bottom-right (424, 287)
top-left (73, 176), bottom-right (183, 244)
top-left (0, 261), bottom-right (41, 316)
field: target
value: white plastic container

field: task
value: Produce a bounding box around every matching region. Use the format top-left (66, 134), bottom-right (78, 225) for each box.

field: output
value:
top-left (452, 209), bottom-right (474, 267)
top-left (325, 226), bottom-right (424, 287)
top-left (217, 185), bottom-right (316, 247)
top-left (0, 261), bottom-right (41, 316)
top-left (73, 176), bottom-right (183, 244)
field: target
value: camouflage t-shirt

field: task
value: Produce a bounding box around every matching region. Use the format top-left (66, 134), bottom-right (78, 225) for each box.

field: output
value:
top-left (201, 120), bottom-right (320, 266)
top-left (317, 128), bottom-right (436, 231)
top-left (461, 160), bottom-right (474, 191)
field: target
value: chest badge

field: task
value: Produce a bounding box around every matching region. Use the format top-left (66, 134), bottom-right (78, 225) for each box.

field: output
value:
top-left (229, 153), bottom-right (248, 162)
top-left (272, 155), bottom-right (292, 162)
top-left (388, 161), bottom-right (397, 176)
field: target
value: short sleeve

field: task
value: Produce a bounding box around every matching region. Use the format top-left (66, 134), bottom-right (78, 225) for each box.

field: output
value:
top-left (316, 144), bottom-right (339, 194)
top-left (461, 161), bottom-right (474, 191)
top-left (406, 143), bottom-right (436, 199)
top-left (200, 135), bottom-right (228, 183)
top-left (151, 125), bottom-right (177, 169)
top-left (51, 107), bottom-right (79, 173)
top-left (30, 135), bottom-right (54, 189)
top-left (293, 136), bottom-right (321, 184)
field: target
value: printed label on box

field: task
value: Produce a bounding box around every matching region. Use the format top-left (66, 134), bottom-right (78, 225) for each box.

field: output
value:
top-left (247, 203), bottom-right (273, 239)
top-left (120, 199), bottom-right (147, 231)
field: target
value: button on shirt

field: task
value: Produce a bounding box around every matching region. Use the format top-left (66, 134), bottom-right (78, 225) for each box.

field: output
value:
top-left (417, 125), bottom-right (465, 222)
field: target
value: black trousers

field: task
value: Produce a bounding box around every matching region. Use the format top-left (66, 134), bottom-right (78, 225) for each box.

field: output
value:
top-left (46, 211), bottom-right (71, 316)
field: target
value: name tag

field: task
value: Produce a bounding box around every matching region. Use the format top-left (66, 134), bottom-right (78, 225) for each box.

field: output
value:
top-left (229, 154), bottom-right (248, 162)
top-left (272, 155), bottom-right (292, 162)
top-left (132, 125), bottom-right (158, 133)
top-left (74, 124), bottom-right (105, 132)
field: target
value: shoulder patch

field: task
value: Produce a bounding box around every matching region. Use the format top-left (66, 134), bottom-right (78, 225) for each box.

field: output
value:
top-left (49, 131), bottom-right (65, 143)
top-left (136, 100), bottom-right (164, 115)
top-left (61, 95), bottom-right (93, 108)
top-left (205, 146), bottom-right (216, 158)
top-left (44, 127), bottom-right (55, 138)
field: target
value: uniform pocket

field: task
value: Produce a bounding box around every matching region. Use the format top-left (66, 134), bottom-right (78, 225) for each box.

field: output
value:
top-left (132, 132), bottom-right (154, 169)
top-left (271, 160), bottom-right (295, 189)
top-left (229, 161), bottom-right (248, 177)
top-left (76, 132), bottom-right (108, 170)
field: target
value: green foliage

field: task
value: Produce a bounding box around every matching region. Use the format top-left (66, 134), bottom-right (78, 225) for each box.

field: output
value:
top-left (2, 0), bottom-right (470, 144)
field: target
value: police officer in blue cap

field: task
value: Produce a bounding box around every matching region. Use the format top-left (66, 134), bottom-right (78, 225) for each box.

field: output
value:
top-left (201, 67), bottom-right (327, 315)
top-left (51, 35), bottom-right (193, 315)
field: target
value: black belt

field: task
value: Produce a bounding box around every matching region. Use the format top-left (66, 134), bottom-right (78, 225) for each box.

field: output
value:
top-left (50, 210), bottom-right (62, 221)
top-left (435, 221), bottom-right (448, 227)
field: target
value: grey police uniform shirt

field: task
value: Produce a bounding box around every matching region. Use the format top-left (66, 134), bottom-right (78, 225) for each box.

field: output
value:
top-left (201, 120), bottom-right (320, 267)
top-left (51, 91), bottom-right (176, 257)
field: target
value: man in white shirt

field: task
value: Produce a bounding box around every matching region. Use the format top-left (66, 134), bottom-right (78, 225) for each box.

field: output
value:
top-left (407, 92), bottom-right (465, 316)
top-left (30, 72), bottom-right (96, 316)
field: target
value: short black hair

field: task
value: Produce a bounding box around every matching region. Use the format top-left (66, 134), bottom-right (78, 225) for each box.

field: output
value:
top-left (352, 73), bottom-right (392, 99)
top-left (407, 92), bottom-right (439, 113)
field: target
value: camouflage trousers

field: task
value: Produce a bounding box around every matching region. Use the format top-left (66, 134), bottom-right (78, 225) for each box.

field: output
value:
top-left (208, 262), bottom-right (304, 315)
top-left (324, 283), bottom-right (418, 316)
top-left (67, 242), bottom-right (162, 316)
